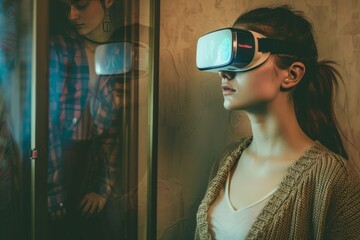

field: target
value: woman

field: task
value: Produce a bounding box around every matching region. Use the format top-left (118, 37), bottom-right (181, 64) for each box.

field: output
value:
top-left (48, 0), bottom-right (125, 239)
top-left (195, 5), bottom-right (360, 240)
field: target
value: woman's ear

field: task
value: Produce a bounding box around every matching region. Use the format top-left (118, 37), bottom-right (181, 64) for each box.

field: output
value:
top-left (281, 61), bottom-right (306, 90)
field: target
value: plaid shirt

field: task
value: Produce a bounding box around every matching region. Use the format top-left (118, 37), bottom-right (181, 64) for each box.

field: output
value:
top-left (48, 34), bottom-right (124, 212)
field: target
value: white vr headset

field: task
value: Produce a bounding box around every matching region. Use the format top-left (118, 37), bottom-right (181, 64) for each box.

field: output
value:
top-left (196, 28), bottom-right (309, 72)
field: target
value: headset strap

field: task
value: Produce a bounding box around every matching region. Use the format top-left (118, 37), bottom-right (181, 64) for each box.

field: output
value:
top-left (258, 38), bottom-right (311, 58)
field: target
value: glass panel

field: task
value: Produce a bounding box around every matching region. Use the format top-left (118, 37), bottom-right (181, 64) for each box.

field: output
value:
top-left (47, 0), bottom-right (153, 239)
top-left (0, 0), bottom-right (33, 239)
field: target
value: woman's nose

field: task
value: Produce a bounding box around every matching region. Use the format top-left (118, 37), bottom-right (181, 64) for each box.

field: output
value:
top-left (68, 5), bottom-right (80, 21)
top-left (219, 71), bottom-right (236, 80)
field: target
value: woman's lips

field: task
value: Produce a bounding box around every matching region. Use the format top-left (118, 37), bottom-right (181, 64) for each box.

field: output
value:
top-left (222, 85), bottom-right (236, 95)
top-left (74, 23), bottom-right (84, 29)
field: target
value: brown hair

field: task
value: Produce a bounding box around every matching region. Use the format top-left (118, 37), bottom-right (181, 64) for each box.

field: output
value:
top-left (233, 5), bottom-right (348, 159)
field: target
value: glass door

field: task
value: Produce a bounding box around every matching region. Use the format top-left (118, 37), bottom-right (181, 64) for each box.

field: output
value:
top-left (0, 0), bottom-right (158, 238)
top-left (46, 0), bottom-right (158, 239)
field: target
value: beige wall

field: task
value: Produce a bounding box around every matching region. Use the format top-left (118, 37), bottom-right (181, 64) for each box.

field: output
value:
top-left (157, 0), bottom-right (360, 238)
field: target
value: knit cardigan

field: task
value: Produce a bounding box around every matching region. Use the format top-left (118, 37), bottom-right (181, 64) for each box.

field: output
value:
top-left (195, 137), bottom-right (360, 240)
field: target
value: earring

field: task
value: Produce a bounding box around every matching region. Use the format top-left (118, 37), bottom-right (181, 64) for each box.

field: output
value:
top-left (103, 8), bottom-right (112, 32)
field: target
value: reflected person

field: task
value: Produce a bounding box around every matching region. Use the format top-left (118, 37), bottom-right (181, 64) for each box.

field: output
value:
top-left (48, 0), bottom-right (125, 239)
top-left (195, 5), bottom-right (360, 239)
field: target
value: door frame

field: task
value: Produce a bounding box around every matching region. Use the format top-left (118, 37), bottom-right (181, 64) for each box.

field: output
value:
top-left (31, 0), bottom-right (49, 239)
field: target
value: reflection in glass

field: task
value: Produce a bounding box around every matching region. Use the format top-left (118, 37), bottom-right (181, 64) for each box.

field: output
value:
top-left (95, 41), bottom-right (149, 77)
top-left (48, 0), bottom-right (150, 239)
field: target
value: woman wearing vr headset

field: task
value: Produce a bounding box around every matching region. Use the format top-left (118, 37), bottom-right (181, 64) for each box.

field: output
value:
top-left (48, 0), bottom-right (126, 239)
top-left (195, 5), bottom-right (360, 240)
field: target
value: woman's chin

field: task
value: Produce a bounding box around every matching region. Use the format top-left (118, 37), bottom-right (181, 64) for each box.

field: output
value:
top-left (223, 102), bottom-right (234, 110)
top-left (76, 28), bottom-right (91, 36)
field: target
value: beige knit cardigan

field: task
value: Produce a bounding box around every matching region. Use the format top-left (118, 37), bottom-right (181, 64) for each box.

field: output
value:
top-left (195, 137), bottom-right (360, 240)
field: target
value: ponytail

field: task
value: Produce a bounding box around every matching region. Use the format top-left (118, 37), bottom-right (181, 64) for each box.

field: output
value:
top-left (293, 60), bottom-right (348, 159)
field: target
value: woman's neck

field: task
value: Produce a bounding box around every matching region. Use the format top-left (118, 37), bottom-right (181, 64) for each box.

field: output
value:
top-left (246, 102), bottom-right (314, 161)
top-left (82, 29), bottom-right (113, 45)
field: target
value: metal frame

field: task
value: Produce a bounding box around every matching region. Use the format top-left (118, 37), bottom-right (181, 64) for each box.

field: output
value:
top-left (147, 0), bottom-right (160, 239)
top-left (31, 0), bottom-right (49, 239)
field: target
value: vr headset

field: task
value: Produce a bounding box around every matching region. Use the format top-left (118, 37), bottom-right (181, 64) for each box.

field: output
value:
top-left (95, 41), bottom-right (149, 77)
top-left (196, 28), bottom-right (308, 72)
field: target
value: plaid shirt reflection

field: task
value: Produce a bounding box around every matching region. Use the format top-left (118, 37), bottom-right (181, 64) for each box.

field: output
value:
top-left (48, 34), bottom-right (124, 212)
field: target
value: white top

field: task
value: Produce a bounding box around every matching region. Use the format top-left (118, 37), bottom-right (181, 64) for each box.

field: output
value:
top-left (207, 174), bottom-right (276, 240)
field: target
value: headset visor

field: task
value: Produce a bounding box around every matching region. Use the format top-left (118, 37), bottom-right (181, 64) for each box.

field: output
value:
top-left (196, 28), bottom-right (307, 72)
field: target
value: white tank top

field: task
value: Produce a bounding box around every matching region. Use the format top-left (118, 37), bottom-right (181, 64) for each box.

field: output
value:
top-left (207, 174), bottom-right (276, 240)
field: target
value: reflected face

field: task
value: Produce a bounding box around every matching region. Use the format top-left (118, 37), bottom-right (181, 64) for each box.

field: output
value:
top-left (64, 0), bottom-right (105, 36)
top-left (220, 55), bottom-right (282, 111)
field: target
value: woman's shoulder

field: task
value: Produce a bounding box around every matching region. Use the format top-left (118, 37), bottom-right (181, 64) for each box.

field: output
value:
top-left (302, 142), bottom-right (360, 188)
top-left (309, 143), bottom-right (352, 171)
top-left (213, 137), bottom-right (252, 172)
top-left (223, 136), bottom-right (252, 154)
top-left (49, 31), bottom-right (81, 49)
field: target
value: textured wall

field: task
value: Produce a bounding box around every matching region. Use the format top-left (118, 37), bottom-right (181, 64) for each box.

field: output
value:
top-left (157, 0), bottom-right (360, 238)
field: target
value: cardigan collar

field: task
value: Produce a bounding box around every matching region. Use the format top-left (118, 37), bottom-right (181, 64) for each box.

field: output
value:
top-left (197, 137), bottom-right (324, 239)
